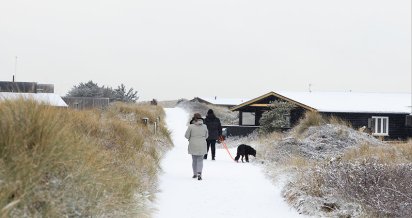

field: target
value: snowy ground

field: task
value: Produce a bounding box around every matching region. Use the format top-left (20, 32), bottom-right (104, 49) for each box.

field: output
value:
top-left (153, 108), bottom-right (305, 218)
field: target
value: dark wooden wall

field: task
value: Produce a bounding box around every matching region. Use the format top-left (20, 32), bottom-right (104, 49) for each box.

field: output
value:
top-left (291, 108), bottom-right (306, 126)
top-left (222, 125), bottom-right (259, 137)
top-left (322, 112), bottom-right (412, 140)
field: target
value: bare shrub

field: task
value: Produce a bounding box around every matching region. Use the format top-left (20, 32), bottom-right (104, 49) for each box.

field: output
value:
top-left (285, 159), bottom-right (412, 217)
top-left (324, 160), bottom-right (412, 217)
top-left (284, 166), bottom-right (365, 217)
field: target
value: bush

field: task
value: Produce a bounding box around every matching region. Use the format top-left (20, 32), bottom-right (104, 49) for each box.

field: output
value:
top-left (306, 160), bottom-right (412, 217)
top-left (283, 145), bottom-right (412, 218)
top-left (0, 100), bottom-right (171, 217)
top-left (328, 160), bottom-right (412, 217)
top-left (259, 101), bottom-right (295, 134)
top-left (66, 81), bottom-right (139, 103)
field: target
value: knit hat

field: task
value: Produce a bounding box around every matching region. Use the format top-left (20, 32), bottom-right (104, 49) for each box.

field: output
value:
top-left (193, 113), bottom-right (202, 120)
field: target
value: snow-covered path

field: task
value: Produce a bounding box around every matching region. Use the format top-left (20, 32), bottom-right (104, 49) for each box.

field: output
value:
top-left (154, 108), bottom-right (304, 218)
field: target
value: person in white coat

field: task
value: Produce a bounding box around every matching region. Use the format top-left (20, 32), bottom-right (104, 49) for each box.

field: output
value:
top-left (185, 113), bottom-right (208, 180)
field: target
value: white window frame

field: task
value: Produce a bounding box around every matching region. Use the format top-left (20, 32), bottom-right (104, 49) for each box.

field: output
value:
top-left (372, 116), bottom-right (389, 136)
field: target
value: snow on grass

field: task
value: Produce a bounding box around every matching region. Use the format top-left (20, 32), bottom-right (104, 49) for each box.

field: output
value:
top-left (256, 119), bottom-right (410, 217)
top-left (153, 108), bottom-right (306, 218)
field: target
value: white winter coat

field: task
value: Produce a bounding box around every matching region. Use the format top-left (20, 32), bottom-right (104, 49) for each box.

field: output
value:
top-left (185, 120), bottom-right (208, 155)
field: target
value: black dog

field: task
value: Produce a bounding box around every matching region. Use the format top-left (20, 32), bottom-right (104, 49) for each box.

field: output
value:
top-left (234, 144), bottom-right (256, 163)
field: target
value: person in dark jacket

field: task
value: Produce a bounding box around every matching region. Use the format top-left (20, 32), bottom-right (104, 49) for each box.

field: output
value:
top-left (203, 109), bottom-right (222, 160)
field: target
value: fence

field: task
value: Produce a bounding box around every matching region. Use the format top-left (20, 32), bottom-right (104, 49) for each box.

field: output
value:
top-left (62, 97), bottom-right (110, 110)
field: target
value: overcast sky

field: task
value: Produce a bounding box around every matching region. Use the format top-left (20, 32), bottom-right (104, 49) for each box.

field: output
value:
top-left (0, 0), bottom-right (410, 100)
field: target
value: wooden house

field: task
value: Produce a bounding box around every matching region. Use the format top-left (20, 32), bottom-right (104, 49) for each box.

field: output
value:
top-left (230, 91), bottom-right (412, 140)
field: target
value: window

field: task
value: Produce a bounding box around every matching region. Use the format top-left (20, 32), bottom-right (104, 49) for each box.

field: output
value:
top-left (241, 112), bottom-right (256, 125)
top-left (371, 116), bottom-right (389, 136)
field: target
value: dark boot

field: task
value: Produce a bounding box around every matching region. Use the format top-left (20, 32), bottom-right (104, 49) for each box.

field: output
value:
top-left (192, 175), bottom-right (197, 178)
top-left (197, 173), bottom-right (202, 180)
top-left (203, 154), bottom-right (207, 159)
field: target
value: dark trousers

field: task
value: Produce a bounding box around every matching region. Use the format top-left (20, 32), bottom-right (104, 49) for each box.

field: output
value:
top-left (204, 139), bottom-right (216, 159)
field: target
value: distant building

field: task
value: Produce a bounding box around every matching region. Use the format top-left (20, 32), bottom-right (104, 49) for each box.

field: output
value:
top-left (0, 81), bottom-right (54, 93)
top-left (0, 92), bottom-right (67, 107)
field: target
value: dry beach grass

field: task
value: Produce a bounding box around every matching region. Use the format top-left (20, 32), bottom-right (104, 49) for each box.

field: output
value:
top-left (263, 112), bottom-right (412, 217)
top-left (0, 100), bottom-right (172, 217)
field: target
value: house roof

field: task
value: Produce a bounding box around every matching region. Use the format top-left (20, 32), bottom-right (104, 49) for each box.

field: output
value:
top-left (194, 97), bottom-right (250, 106)
top-left (230, 92), bottom-right (317, 112)
top-left (231, 91), bottom-right (412, 114)
top-left (0, 92), bottom-right (68, 107)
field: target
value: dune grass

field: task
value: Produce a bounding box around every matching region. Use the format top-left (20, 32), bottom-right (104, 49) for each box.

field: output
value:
top-left (255, 109), bottom-right (412, 217)
top-left (0, 100), bottom-right (171, 217)
top-left (293, 111), bottom-right (325, 135)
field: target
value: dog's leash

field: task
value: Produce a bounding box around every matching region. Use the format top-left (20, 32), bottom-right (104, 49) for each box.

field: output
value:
top-left (219, 136), bottom-right (235, 161)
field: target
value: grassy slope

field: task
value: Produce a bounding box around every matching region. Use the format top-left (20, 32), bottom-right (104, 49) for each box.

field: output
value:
top-left (256, 112), bottom-right (412, 217)
top-left (0, 100), bottom-right (172, 217)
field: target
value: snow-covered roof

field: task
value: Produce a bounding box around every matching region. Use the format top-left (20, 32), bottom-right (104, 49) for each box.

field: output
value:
top-left (277, 91), bottom-right (411, 114)
top-left (231, 91), bottom-right (412, 114)
top-left (195, 97), bottom-right (250, 106)
top-left (0, 92), bottom-right (68, 107)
